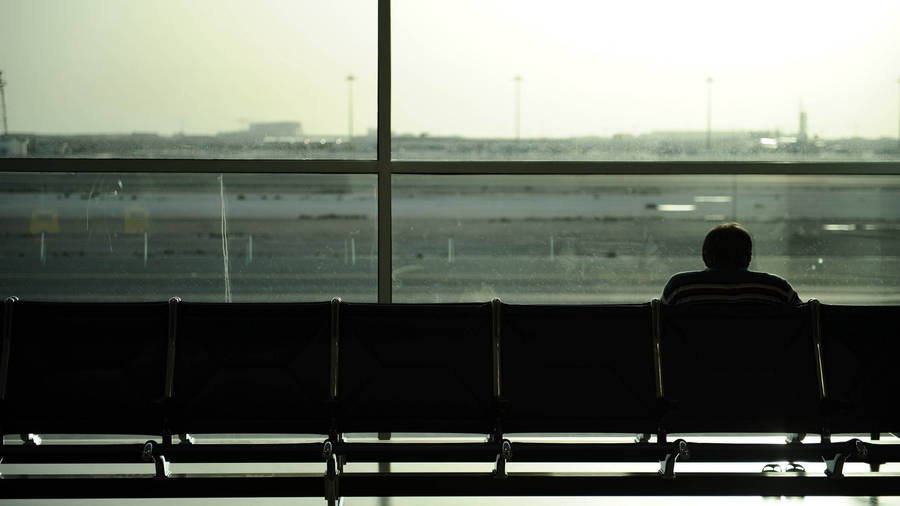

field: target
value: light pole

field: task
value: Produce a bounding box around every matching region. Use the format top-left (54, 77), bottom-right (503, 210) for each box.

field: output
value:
top-left (706, 76), bottom-right (713, 151)
top-left (0, 71), bottom-right (8, 137)
top-left (346, 74), bottom-right (355, 144)
top-left (513, 75), bottom-right (522, 140)
top-left (896, 77), bottom-right (900, 151)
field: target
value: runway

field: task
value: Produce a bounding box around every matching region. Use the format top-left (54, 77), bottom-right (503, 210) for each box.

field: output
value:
top-left (1, 173), bottom-right (898, 304)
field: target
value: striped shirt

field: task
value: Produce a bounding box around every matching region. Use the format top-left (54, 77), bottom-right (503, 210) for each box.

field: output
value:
top-left (662, 268), bottom-right (801, 305)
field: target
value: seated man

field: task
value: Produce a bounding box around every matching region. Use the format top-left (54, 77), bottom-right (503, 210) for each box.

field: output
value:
top-left (662, 222), bottom-right (800, 305)
top-left (662, 222), bottom-right (805, 450)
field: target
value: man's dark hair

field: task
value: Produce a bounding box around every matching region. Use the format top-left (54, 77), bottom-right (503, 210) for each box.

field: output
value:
top-left (702, 223), bottom-right (752, 269)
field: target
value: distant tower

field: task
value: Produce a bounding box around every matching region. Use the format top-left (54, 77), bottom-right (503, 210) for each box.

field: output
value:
top-left (346, 74), bottom-right (356, 143)
top-left (705, 77), bottom-right (713, 150)
top-left (513, 75), bottom-right (522, 140)
top-left (0, 71), bottom-right (7, 136)
top-left (798, 109), bottom-right (808, 146)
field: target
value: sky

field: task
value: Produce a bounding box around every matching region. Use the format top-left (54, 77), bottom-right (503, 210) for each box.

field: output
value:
top-left (1, 0), bottom-right (899, 139)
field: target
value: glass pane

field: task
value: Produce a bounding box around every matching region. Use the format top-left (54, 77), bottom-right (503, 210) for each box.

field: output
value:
top-left (0, 0), bottom-right (376, 159)
top-left (0, 172), bottom-right (376, 301)
top-left (392, 174), bottom-right (900, 304)
top-left (393, 0), bottom-right (900, 161)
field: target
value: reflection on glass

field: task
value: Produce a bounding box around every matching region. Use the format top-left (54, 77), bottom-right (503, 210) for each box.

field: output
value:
top-left (0, 0), bottom-right (376, 159)
top-left (0, 173), bottom-right (377, 301)
top-left (392, 175), bottom-right (900, 304)
top-left (393, 0), bottom-right (900, 161)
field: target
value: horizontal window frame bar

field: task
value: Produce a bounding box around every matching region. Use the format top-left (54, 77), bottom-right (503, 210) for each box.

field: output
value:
top-left (2, 158), bottom-right (899, 175)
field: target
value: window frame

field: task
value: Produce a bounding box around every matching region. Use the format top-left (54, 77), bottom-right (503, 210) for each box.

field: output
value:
top-left (3, 0), bottom-right (900, 304)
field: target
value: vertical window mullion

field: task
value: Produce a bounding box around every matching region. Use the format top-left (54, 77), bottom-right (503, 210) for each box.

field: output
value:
top-left (377, 0), bottom-right (392, 303)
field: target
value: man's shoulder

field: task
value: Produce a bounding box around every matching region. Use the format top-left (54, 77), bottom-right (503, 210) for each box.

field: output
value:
top-left (744, 270), bottom-right (794, 289)
top-left (661, 270), bottom-right (709, 298)
top-left (666, 270), bottom-right (709, 283)
top-left (662, 268), bottom-right (798, 304)
top-left (663, 269), bottom-right (721, 288)
top-left (666, 268), bottom-right (791, 285)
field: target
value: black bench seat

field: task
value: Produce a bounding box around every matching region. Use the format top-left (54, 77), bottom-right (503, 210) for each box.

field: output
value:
top-left (3, 296), bottom-right (900, 502)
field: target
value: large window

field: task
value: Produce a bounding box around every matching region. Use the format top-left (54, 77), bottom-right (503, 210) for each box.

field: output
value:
top-left (0, 0), bottom-right (898, 305)
top-left (0, 172), bottom-right (377, 301)
top-left (0, 0), bottom-right (377, 159)
top-left (2, 171), bottom-right (898, 305)
top-left (393, 0), bottom-right (900, 161)
top-left (393, 174), bottom-right (900, 304)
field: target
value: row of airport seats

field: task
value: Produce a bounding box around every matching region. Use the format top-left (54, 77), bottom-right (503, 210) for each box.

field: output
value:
top-left (1, 296), bottom-right (900, 500)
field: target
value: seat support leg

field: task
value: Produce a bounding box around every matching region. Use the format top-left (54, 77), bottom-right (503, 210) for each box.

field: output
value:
top-left (142, 440), bottom-right (170, 479)
top-left (20, 433), bottom-right (41, 446)
top-left (659, 439), bottom-right (689, 480)
top-left (323, 440), bottom-right (340, 506)
top-left (493, 439), bottom-right (512, 478)
top-left (870, 433), bottom-right (881, 472)
top-left (825, 439), bottom-right (866, 479)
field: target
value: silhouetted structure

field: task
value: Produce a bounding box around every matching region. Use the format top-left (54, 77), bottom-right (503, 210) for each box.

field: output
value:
top-left (0, 71), bottom-right (8, 136)
top-left (705, 77), bottom-right (713, 150)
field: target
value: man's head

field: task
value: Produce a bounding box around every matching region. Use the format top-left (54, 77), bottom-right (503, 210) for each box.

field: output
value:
top-left (702, 223), bottom-right (752, 269)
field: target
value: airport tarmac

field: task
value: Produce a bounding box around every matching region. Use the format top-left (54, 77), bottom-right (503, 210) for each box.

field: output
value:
top-left (1, 174), bottom-right (898, 304)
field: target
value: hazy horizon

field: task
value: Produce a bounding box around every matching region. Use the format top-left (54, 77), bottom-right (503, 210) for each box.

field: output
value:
top-left (1, 0), bottom-right (899, 139)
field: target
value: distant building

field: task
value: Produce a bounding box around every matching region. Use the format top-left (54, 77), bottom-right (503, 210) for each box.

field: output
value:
top-left (798, 111), bottom-right (808, 146)
top-left (217, 121), bottom-right (303, 143)
top-left (0, 137), bottom-right (29, 156)
top-left (248, 122), bottom-right (302, 138)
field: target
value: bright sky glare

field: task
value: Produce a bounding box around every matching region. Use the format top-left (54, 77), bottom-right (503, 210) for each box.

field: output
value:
top-left (1, 0), bottom-right (899, 138)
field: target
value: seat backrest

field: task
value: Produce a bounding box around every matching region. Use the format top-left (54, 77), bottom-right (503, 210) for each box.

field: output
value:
top-left (821, 304), bottom-right (900, 434)
top-left (338, 303), bottom-right (493, 433)
top-left (3, 301), bottom-right (169, 435)
top-left (500, 303), bottom-right (657, 433)
top-left (171, 302), bottom-right (332, 435)
top-left (660, 303), bottom-right (820, 434)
